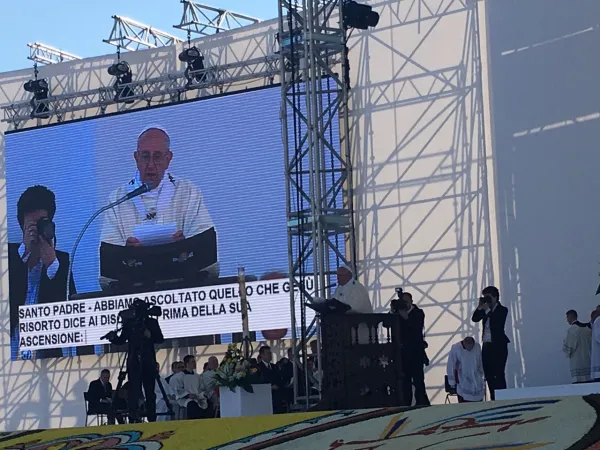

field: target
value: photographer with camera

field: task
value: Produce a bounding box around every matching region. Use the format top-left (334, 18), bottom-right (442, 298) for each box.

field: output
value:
top-left (393, 290), bottom-right (430, 406)
top-left (472, 286), bottom-right (509, 400)
top-left (8, 185), bottom-right (77, 360)
top-left (106, 299), bottom-right (164, 423)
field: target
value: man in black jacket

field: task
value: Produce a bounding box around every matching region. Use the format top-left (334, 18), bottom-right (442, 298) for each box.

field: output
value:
top-left (107, 300), bottom-right (164, 422)
top-left (87, 369), bottom-right (124, 424)
top-left (472, 285), bottom-right (510, 400)
top-left (399, 292), bottom-right (430, 406)
top-left (257, 346), bottom-right (286, 413)
top-left (8, 186), bottom-right (76, 360)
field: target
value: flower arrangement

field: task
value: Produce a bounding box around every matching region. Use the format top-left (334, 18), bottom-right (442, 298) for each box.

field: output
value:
top-left (213, 343), bottom-right (259, 393)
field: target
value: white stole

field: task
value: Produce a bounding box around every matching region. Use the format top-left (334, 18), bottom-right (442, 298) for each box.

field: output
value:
top-left (127, 171), bottom-right (177, 223)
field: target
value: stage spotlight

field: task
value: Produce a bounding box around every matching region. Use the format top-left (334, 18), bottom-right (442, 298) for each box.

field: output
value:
top-left (107, 60), bottom-right (135, 104)
top-left (343, 0), bottom-right (380, 30)
top-left (23, 78), bottom-right (50, 119)
top-left (179, 47), bottom-right (206, 85)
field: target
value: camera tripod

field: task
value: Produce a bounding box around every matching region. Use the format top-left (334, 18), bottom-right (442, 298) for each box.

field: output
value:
top-left (105, 320), bottom-right (174, 423)
top-left (111, 349), bottom-right (175, 423)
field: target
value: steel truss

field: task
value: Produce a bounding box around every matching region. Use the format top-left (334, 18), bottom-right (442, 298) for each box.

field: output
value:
top-left (278, 0), bottom-right (354, 408)
top-left (1, 54), bottom-right (280, 127)
top-left (27, 42), bottom-right (81, 65)
top-left (174, 1), bottom-right (261, 36)
top-left (104, 16), bottom-right (183, 51)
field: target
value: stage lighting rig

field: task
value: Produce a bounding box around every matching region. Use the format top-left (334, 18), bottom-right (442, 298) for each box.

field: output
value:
top-left (179, 46), bottom-right (206, 85)
top-left (343, 0), bottom-right (380, 30)
top-left (107, 60), bottom-right (135, 104)
top-left (23, 67), bottom-right (50, 119)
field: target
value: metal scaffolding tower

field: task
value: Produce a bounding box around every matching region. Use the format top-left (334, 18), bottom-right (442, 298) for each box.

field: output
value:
top-left (104, 16), bottom-right (183, 51)
top-left (174, 1), bottom-right (261, 36)
top-left (27, 42), bottom-right (81, 65)
top-left (278, 0), bottom-right (354, 408)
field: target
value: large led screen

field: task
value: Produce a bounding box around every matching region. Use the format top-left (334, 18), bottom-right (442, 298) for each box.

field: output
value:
top-left (5, 86), bottom-right (316, 360)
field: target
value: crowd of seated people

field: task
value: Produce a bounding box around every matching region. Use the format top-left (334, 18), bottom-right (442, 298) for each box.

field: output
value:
top-left (86, 354), bottom-right (220, 423)
top-left (86, 346), bottom-right (321, 423)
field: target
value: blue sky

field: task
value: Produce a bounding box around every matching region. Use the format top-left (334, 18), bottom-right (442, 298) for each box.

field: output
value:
top-left (0, 1), bottom-right (278, 73)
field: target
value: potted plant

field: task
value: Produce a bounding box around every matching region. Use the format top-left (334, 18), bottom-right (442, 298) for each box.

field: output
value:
top-left (214, 344), bottom-right (273, 417)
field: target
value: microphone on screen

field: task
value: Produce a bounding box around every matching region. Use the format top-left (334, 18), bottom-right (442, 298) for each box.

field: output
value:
top-left (119, 182), bottom-right (153, 202)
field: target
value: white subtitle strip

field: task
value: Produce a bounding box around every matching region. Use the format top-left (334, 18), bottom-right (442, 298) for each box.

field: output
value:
top-left (17, 277), bottom-right (315, 351)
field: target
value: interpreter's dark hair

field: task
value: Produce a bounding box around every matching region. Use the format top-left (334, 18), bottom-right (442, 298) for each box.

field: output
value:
top-left (482, 286), bottom-right (500, 299)
top-left (100, 369), bottom-right (110, 376)
top-left (17, 185), bottom-right (56, 230)
top-left (566, 310), bottom-right (578, 319)
top-left (402, 292), bottom-right (413, 301)
top-left (171, 361), bottom-right (181, 370)
top-left (259, 346), bottom-right (271, 356)
top-left (183, 354), bottom-right (195, 365)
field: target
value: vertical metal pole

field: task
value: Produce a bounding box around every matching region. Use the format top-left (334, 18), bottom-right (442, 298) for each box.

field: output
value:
top-left (238, 266), bottom-right (250, 359)
top-left (278, 0), bottom-right (300, 406)
top-left (301, 0), bottom-right (317, 411)
top-left (337, 1), bottom-right (357, 274)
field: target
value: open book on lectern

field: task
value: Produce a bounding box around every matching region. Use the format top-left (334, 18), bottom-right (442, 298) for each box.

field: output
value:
top-left (100, 227), bottom-right (217, 285)
top-left (306, 299), bottom-right (351, 316)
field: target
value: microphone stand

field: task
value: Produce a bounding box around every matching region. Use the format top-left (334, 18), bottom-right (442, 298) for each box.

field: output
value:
top-left (66, 193), bottom-right (145, 301)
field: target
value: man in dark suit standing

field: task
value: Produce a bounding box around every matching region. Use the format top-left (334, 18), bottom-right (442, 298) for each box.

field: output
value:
top-left (472, 285), bottom-right (510, 400)
top-left (398, 292), bottom-right (430, 406)
top-left (257, 346), bottom-right (285, 413)
top-left (9, 186), bottom-right (76, 360)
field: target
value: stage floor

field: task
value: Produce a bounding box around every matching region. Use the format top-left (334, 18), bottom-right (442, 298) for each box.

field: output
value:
top-left (1, 396), bottom-right (600, 449)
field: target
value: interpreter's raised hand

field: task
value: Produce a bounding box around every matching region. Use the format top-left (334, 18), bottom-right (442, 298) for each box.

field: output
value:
top-left (23, 224), bottom-right (39, 254)
top-left (39, 238), bottom-right (57, 267)
top-left (126, 237), bottom-right (142, 247)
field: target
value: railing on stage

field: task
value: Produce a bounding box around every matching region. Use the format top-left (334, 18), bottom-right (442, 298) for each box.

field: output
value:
top-left (319, 313), bottom-right (406, 410)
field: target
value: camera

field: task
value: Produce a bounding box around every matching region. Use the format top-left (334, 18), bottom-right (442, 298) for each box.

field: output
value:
top-left (479, 295), bottom-right (493, 305)
top-left (36, 217), bottom-right (55, 242)
top-left (119, 298), bottom-right (162, 322)
top-left (101, 299), bottom-right (162, 343)
top-left (390, 287), bottom-right (407, 314)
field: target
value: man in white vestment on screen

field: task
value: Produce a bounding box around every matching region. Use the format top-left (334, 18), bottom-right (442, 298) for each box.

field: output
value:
top-left (100, 126), bottom-right (219, 286)
top-left (446, 336), bottom-right (485, 403)
top-left (562, 309), bottom-right (592, 384)
top-left (172, 354), bottom-right (211, 420)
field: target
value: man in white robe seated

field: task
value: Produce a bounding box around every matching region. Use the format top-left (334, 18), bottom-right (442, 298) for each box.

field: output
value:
top-left (100, 126), bottom-right (219, 287)
top-left (562, 309), bottom-right (592, 384)
top-left (446, 336), bottom-right (485, 403)
top-left (199, 356), bottom-right (219, 414)
top-left (172, 354), bottom-right (211, 420)
top-left (154, 363), bottom-right (176, 421)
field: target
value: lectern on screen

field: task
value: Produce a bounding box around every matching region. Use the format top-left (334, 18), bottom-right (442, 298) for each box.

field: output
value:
top-left (99, 227), bottom-right (217, 285)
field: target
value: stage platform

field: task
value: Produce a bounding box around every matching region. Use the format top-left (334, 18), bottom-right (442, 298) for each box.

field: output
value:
top-left (1, 395), bottom-right (600, 449)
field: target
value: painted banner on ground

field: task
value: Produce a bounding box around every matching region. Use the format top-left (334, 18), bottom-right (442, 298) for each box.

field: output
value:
top-left (17, 277), bottom-right (314, 351)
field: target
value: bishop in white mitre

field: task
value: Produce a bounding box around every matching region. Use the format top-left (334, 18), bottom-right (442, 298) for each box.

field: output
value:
top-left (446, 336), bottom-right (485, 402)
top-left (100, 126), bottom-right (219, 286)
